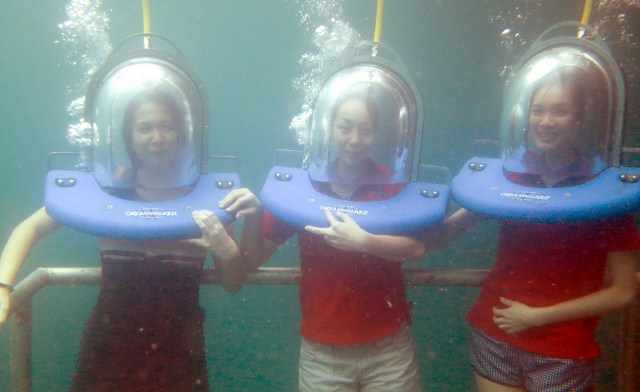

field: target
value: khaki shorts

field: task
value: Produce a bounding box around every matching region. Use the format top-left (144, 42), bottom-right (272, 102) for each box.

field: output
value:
top-left (299, 322), bottom-right (420, 392)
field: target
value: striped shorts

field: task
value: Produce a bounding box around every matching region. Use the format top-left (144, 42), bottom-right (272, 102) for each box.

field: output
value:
top-left (469, 327), bottom-right (594, 392)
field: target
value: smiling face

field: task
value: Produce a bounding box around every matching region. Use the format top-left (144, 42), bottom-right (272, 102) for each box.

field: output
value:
top-left (131, 101), bottom-right (180, 170)
top-left (529, 83), bottom-right (580, 156)
top-left (331, 98), bottom-right (376, 176)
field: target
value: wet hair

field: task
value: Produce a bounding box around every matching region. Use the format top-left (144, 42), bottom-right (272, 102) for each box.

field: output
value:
top-left (330, 85), bottom-right (380, 132)
top-left (121, 88), bottom-right (185, 169)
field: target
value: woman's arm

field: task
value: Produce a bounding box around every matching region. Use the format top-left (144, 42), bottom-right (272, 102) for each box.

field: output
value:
top-left (219, 188), bottom-right (279, 270)
top-left (305, 210), bottom-right (426, 262)
top-left (493, 250), bottom-right (638, 334)
top-left (304, 207), bottom-right (480, 263)
top-left (422, 208), bottom-right (484, 252)
top-left (0, 207), bottom-right (60, 329)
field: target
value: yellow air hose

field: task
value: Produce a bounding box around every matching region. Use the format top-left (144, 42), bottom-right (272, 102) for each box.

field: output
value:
top-left (578, 0), bottom-right (592, 37)
top-left (372, 0), bottom-right (385, 56)
top-left (142, 0), bottom-right (151, 48)
top-left (581, 0), bottom-right (593, 25)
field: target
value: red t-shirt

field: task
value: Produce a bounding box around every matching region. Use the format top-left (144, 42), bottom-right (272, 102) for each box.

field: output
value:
top-left (263, 174), bottom-right (411, 345)
top-left (466, 211), bottom-right (639, 359)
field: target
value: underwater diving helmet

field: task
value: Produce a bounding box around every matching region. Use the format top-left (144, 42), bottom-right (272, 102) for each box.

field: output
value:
top-left (260, 42), bottom-right (449, 234)
top-left (85, 34), bottom-right (208, 191)
top-left (500, 23), bottom-right (624, 178)
top-left (45, 34), bottom-right (239, 240)
top-left (451, 22), bottom-right (640, 223)
top-left (307, 51), bottom-right (422, 186)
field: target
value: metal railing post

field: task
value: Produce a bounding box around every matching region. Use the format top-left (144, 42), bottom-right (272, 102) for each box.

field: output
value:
top-left (619, 298), bottom-right (639, 391)
top-left (8, 268), bottom-right (53, 392)
top-left (10, 304), bottom-right (32, 392)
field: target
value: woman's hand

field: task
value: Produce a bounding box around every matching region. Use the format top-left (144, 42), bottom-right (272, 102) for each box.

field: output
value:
top-left (191, 210), bottom-right (247, 293)
top-left (190, 210), bottom-right (236, 258)
top-left (305, 209), bottom-right (368, 252)
top-left (219, 188), bottom-right (263, 219)
top-left (492, 297), bottom-right (542, 334)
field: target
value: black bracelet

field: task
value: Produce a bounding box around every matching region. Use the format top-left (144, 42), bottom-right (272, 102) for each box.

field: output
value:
top-left (0, 282), bottom-right (14, 293)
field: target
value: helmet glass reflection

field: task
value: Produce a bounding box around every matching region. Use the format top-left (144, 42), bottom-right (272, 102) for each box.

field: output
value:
top-left (308, 63), bottom-right (421, 187)
top-left (89, 58), bottom-right (205, 193)
top-left (501, 47), bottom-right (615, 185)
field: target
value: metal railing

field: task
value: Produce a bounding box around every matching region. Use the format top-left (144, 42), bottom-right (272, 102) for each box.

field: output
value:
top-left (6, 267), bottom-right (639, 391)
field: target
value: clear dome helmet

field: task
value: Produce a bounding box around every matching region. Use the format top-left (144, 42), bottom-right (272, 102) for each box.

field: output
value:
top-left (306, 43), bottom-right (423, 188)
top-left (500, 23), bottom-right (624, 182)
top-left (84, 34), bottom-right (208, 193)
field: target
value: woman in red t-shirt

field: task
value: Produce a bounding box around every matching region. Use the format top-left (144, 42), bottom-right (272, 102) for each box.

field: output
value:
top-left (220, 90), bottom-right (426, 391)
top-left (430, 70), bottom-right (639, 392)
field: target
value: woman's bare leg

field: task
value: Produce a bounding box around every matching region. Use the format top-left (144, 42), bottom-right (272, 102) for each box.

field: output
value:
top-left (475, 372), bottom-right (525, 392)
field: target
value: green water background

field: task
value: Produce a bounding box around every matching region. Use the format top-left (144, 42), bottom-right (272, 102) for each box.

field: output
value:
top-left (0, 1), bottom-right (637, 391)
